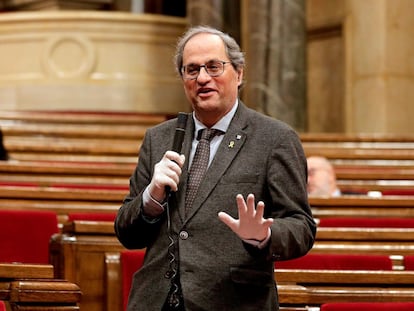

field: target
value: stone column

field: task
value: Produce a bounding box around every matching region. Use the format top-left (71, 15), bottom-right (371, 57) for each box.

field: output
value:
top-left (241, 0), bottom-right (306, 131)
top-left (187, 0), bottom-right (224, 29)
top-left (186, 0), bottom-right (241, 42)
top-left (344, 0), bottom-right (414, 134)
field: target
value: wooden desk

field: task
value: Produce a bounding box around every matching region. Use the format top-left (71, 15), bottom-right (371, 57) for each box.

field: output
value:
top-left (0, 263), bottom-right (81, 310)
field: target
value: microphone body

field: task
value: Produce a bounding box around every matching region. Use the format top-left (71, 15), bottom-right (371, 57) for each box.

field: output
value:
top-left (171, 112), bottom-right (188, 154)
top-left (166, 112), bottom-right (188, 195)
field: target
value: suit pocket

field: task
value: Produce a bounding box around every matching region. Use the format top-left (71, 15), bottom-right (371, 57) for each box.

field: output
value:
top-left (220, 172), bottom-right (260, 184)
top-left (229, 266), bottom-right (274, 287)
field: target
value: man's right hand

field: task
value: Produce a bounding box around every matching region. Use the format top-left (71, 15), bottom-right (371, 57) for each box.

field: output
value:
top-left (147, 151), bottom-right (185, 203)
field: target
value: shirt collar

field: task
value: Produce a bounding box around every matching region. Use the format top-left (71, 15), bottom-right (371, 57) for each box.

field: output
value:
top-left (192, 99), bottom-right (238, 136)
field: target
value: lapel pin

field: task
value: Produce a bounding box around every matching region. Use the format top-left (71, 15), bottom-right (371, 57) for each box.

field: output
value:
top-left (228, 141), bottom-right (235, 148)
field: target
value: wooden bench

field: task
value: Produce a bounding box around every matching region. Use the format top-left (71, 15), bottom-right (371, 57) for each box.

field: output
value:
top-left (2, 115), bottom-right (413, 194)
top-left (0, 110), bottom-right (168, 125)
top-left (0, 161), bottom-right (134, 204)
top-left (0, 182), bottom-right (125, 201)
top-left (312, 211), bottom-right (414, 256)
top-left (309, 196), bottom-right (414, 219)
top-left (300, 133), bottom-right (414, 194)
top-left (318, 302), bottom-right (414, 311)
top-left (276, 269), bottom-right (414, 308)
top-left (52, 215), bottom-right (414, 311)
top-left (0, 199), bottom-right (120, 226)
top-left (312, 234), bottom-right (414, 255)
top-left (50, 219), bottom-right (125, 311)
top-left (0, 263), bottom-right (81, 311)
top-left (275, 252), bottom-right (414, 308)
top-left (310, 197), bottom-right (414, 254)
top-left (103, 250), bottom-right (414, 311)
top-left (0, 184), bottom-right (124, 225)
top-left (3, 188), bottom-right (409, 233)
top-left (300, 133), bottom-right (414, 156)
top-left (0, 160), bottom-right (135, 177)
top-left (332, 164), bottom-right (414, 194)
top-left (0, 110), bottom-right (168, 163)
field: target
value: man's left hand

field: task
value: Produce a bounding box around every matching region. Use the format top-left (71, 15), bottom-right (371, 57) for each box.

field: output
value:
top-left (218, 193), bottom-right (273, 242)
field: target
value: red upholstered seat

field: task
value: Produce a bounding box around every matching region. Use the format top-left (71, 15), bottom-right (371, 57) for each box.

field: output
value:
top-left (121, 250), bottom-right (146, 311)
top-left (321, 302), bottom-right (414, 311)
top-left (275, 253), bottom-right (393, 270)
top-left (67, 212), bottom-right (116, 222)
top-left (381, 189), bottom-right (414, 196)
top-left (0, 210), bottom-right (59, 264)
top-left (403, 255), bottom-right (414, 270)
top-left (318, 217), bottom-right (414, 228)
top-left (0, 301), bottom-right (6, 311)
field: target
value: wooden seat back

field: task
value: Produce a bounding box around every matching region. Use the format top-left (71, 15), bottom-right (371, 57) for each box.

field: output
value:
top-left (105, 250), bottom-right (146, 311)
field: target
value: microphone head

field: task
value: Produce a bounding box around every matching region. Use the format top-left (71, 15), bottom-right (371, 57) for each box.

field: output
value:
top-left (176, 112), bottom-right (188, 130)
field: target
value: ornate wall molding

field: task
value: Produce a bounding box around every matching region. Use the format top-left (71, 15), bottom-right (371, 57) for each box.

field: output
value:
top-left (0, 11), bottom-right (189, 113)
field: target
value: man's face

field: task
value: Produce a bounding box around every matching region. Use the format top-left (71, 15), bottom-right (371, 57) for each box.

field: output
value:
top-left (181, 33), bottom-right (243, 127)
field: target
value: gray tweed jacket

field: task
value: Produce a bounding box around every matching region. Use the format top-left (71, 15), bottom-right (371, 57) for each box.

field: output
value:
top-left (115, 102), bottom-right (316, 311)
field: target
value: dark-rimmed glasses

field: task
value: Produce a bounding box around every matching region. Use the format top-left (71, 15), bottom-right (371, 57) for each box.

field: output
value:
top-left (181, 60), bottom-right (231, 80)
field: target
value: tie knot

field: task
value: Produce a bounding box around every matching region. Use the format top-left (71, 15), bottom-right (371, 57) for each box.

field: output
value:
top-left (197, 128), bottom-right (223, 141)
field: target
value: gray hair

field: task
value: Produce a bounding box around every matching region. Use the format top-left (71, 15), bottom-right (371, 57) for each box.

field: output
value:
top-left (174, 25), bottom-right (245, 77)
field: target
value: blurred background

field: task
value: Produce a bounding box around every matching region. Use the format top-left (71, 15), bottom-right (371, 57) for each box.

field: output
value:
top-left (0, 0), bottom-right (413, 134)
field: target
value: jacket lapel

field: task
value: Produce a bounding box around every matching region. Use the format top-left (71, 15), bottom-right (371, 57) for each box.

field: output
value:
top-left (183, 103), bottom-right (249, 222)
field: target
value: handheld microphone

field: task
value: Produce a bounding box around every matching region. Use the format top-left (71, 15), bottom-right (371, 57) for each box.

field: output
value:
top-left (166, 112), bottom-right (188, 195)
top-left (165, 112), bottom-right (188, 308)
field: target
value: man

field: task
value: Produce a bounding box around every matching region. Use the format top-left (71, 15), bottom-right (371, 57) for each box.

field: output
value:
top-left (115, 26), bottom-right (316, 311)
top-left (307, 156), bottom-right (341, 197)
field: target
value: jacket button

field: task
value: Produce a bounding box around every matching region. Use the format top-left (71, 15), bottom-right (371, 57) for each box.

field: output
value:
top-left (164, 270), bottom-right (173, 279)
top-left (179, 230), bottom-right (189, 240)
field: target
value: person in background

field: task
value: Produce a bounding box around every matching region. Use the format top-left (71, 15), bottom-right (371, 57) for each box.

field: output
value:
top-left (115, 25), bottom-right (316, 311)
top-left (307, 156), bottom-right (341, 197)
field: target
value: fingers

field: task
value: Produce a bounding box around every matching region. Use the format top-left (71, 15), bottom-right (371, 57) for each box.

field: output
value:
top-left (236, 193), bottom-right (273, 225)
top-left (218, 211), bottom-right (237, 229)
top-left (149, 152), bottom-right (186, 200)
top-left (237, 193), bottom-right (260, 218)
top-left (161, 151), bottom-right (186, 190)
top-left (254, 200), bottom-right (265, 220)
top-left (165, 151), bottom-right (185, 167)
top-left (221, 194), bottom-right (272, 241)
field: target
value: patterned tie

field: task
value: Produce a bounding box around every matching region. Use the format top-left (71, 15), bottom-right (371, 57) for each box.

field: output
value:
top-left (185, 128), bottom-right (223, 213)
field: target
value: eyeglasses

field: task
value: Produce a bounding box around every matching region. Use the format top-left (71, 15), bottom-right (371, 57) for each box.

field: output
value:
top-left (181, 60), bottom-right (231, 80)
